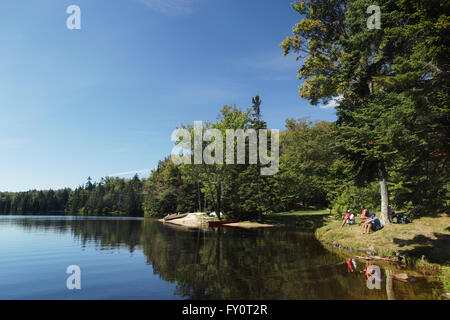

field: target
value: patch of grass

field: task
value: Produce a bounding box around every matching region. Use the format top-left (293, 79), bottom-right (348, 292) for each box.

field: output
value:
top-left (263, 209), bottom-right (329, 225)
top-left (269, 209), bottom-right (330, 216)
top-left (441, 266), bottom-right (450, 292)
top-left (262, 209), bottom-right (330, 226)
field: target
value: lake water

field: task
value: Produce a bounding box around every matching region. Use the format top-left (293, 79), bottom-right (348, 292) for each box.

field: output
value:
top-left (0, 216), bottom-right (443, 299)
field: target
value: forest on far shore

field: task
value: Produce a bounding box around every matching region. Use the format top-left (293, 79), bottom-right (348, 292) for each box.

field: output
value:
top-left (0, 99), bottom-right (447, 220)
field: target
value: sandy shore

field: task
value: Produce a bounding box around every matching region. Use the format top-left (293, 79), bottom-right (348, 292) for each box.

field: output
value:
top-left (225, 222), bottom-right (274, 228)
top-left (161, 214), bottom-right (208, 228)
top-left (160, 214), bottom-right (274, 229)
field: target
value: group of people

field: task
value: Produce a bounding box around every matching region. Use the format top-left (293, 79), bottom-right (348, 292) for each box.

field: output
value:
top-left (341, 205), bottom-right (383, 234)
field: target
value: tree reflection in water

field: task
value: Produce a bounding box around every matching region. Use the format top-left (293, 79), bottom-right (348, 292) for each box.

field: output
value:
top-left (5, 217), bottom-right (443, 300)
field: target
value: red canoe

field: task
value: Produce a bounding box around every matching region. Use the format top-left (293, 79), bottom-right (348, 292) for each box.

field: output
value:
top-left (208, 219), bottom-right (240, 228)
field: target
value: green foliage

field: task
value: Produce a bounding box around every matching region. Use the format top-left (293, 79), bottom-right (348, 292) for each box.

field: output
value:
top-left (142, 97), bottom-right (337, 219)
top-left (0, 176), bottom-right (145, 217)
top-left (282, 0), bottom-right (449, 217)
top-left (276, 119), bottom-right (336, 211)
top-left (67, 175), bottom-right (144, 216)
top-left (331, 182), bottom-right (380, 218)
top-left (0, 189), bottom-right (70, 214)
top-left (143, 158), bottom-right (199, 217)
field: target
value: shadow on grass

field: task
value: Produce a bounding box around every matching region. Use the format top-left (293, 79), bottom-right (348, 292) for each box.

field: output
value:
top-left (393, 233), bottom-right (450, 264)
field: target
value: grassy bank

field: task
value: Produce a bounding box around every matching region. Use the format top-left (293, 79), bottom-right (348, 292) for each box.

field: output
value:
top-left (315, 214), bottom-right (450, 292)
top-left (262, 209), bottom-right (330, 226)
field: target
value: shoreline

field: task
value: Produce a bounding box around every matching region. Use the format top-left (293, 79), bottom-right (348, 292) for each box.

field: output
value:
top-left (314, 214), bottom-right (450, 298)
top-left (156, 210), bottom-right (449, 298)
top-left (315, 214), bottom-right (449, 263)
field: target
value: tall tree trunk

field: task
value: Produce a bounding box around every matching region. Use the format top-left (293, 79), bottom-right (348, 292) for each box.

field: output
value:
top-left (256, 180), bottom-right (262, 221)
top-left (256, 131), bottom-right (262, 221)
top-left (197, 182), bottom-right (202, 212)
top-left (378, 161), bottom-right (390, 225)
top-left (216, 182), bottom-right (222, 220)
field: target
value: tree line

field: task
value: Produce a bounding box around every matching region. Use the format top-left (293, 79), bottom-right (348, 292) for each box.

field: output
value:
top-left (0, 189), bottom-right (70, 214)
top-left (0, 110), bottom-right (346, 217)
top-left (1, 0), bottom-right (447, 220)
top-left (0, 97), bottom-right (446, 219)
top-left (0, 176), bottom-right (143, 216)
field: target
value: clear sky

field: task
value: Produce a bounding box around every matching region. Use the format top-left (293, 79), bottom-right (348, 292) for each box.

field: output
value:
top-left (0, 0), bottom-right (337, 192)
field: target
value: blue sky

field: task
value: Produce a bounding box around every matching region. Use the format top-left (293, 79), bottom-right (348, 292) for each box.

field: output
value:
top-left (0, 0), bottom-right (337, 192)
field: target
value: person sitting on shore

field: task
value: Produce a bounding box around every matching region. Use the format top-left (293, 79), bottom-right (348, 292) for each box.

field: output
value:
top-left (348, 212), bottom-right (355, 225)
top-left (362, 213), bottom-right (375, 233)
top-left (341, 209), bottom-right (351, 227)
top-left (358, 205), bottom-right (369, 224)
top-left (363, 213), bottom-right (382, 234)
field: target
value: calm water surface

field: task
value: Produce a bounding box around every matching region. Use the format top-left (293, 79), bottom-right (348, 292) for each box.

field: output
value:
top-left (0, 216), bottom-right (443, 299)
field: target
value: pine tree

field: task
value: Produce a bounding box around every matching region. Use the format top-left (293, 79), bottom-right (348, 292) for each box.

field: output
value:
top-left (282, 0), bottom-right (449, 221)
